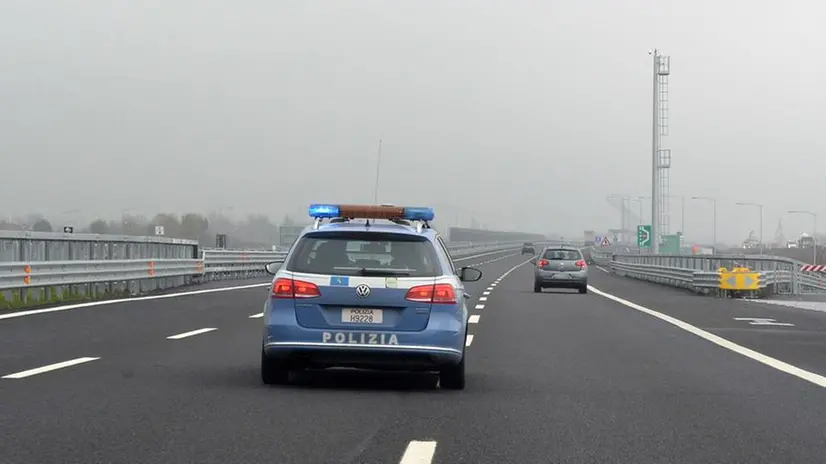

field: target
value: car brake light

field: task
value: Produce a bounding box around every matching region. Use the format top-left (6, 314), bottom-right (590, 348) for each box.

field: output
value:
top-left (405, 283), bottom-right (456, 304)
top-left (272, 278), bottom-right (320, 298)
top-left (575, 260), bottom-right (587, 268)
top-left (537, 259), bottom-right (549, 267)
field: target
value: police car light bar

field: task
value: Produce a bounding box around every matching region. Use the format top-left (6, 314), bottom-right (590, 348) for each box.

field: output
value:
top-left (308, 204), bottom-right (435, 222)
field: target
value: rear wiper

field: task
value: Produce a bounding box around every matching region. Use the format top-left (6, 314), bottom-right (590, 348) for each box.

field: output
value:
top-left (358, 268), bottom-right (411, 276)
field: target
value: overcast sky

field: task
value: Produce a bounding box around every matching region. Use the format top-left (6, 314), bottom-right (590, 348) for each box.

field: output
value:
top-left (1, 1), bottom-right (823, 244)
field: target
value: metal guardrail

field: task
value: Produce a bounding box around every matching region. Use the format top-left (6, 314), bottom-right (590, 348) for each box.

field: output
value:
top-left (0, 240), bottom-right (530, 309)
top-left (587, 246), bottom-right (826, 296)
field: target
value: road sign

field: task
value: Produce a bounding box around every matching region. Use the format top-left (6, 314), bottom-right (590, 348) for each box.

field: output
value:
top-left (154, 225), bottom-right (165, 236)
top-left (63, 226), bottom-right (74, 234)
top-left (600, 237), bottom-right (611, 247)
top-left (637, 225), bottom-right (651, 248)
top-left (718, 270), bottom-right (760, 290)
top-left (594, 236), bottom-right (602, 245)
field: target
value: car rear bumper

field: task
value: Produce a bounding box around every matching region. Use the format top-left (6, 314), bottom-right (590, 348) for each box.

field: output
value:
top-left (263, 342), bottom-right (462, 370)
top-left (535, 270), bottom-right (587, 287)
top-left (262, 309), bottom-right (466, 370)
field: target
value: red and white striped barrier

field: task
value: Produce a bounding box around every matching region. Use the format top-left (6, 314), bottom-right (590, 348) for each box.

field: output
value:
top-left (800, 265), bottom-right (826, 272)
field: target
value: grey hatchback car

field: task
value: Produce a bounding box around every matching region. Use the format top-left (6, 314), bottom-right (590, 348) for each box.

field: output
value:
top-left (531, 246), bottom-right (588, 294)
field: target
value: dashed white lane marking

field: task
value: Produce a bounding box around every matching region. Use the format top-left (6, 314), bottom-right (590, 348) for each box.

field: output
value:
top-left (486, 287), bottom-right (494, 291)
top-left (465, 334), bottom-right (474, 346)
top-left (2, 357), bottom-right (100, 379)
top-left (167, 328), bottom-right (218, 340)
top-left (469, 315), bottom-right (480, 323)
top-left (478, 296), bottom-right (488, 301)
top-left (400, 440), bottom-right (437, 464)
top-left (482, 291), bottom-right (490, 295)
top-left (588, 285), bottom-right (826, 389)
top-left (249, 312), bottom-right (264, 318)
top-left (474, 304), bottom-right (485, 310)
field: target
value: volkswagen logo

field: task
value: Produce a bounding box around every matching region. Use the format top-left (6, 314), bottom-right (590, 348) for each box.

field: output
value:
top-left (355, 284), bottom-right (371, 298)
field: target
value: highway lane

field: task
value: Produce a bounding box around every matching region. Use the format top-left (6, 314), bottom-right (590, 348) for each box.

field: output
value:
top-left (6, 252), bottom-right (826, 463)
top-left (0, 251), bottom-right (525, 464)
top-left (589, 267), bottom-right (826, 378)
top-left (0, 249), bottom-right (519, 378)
top-left (352, 263), bottom-right (826, 463)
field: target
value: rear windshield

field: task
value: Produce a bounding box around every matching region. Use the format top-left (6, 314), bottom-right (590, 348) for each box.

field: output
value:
top-left (523, 242), bottom-right (533, 246)
top-left (542, 249), bottom-right (581, 260)
top-left (286, 231), bottom-right (442, 277)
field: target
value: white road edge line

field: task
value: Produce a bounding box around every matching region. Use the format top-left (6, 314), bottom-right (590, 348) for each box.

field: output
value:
top-left (2, 357), bottom-right (100, 379)
top-left (588, 285), bottom-right (826, 389)
top-left (0, 282), bottom-right (271, 321)
top-left (465, 335), bottom-right (474, 346)
top-left (167, 328), bottom-right (218, 340)
top-left (400, 440), bottom-right (438, 464)
top-left (469, 315), bottom-right (480, 323)
top-left (249, 312), bottom-right (264, 318)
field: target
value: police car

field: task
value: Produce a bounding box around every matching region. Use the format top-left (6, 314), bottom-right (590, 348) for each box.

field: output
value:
top-left (261, 203), bottom-right (483, 389)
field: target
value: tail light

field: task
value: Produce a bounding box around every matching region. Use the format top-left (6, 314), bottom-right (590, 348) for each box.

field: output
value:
top-left (272, 278), bottom-right (320, 298)
top-left (575, 260), bottom-right (587, 268)
top-left (537, 259), bottom-right (549, 267)
top-left (406, 283), bottom-right (457, 304)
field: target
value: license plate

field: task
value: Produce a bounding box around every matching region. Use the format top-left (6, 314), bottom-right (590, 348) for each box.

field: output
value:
top-left (342, 308), bottom-right (383, 324)
top-left (553, 273), bottom-right (570, 279)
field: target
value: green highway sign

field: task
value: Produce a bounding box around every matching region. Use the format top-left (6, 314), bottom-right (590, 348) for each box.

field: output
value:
top-left (637, 224), bottom-right (652, 248)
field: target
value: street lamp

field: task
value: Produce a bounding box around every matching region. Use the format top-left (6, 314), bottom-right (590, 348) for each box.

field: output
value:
top-left (691, 196), bottom-right (716, 249)
top-left (788, 210), bottom-right (818, 264)
top-left (736, 202), bottom-right (764, 254)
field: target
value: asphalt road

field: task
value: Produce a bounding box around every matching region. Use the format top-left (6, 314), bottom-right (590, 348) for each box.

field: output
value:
top-left (3, 251), bottom-right (826, 463)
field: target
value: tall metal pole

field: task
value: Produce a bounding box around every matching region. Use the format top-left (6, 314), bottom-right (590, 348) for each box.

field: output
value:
top-left (651, 50), bottom-right (660, 254)
top-left (372, 139), bottom-right (382, 203)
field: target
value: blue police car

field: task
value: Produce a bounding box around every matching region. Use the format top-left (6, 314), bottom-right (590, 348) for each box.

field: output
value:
top-left (261, 203), bottom-right (482, 389)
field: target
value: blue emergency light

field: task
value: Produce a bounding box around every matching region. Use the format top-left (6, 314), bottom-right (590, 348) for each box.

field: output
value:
top-left (308, 204), bottom-right (340, 218)
top-left (307, 204), bottom-right (435, 222)
top-left (402, 207), bottom-right (435, 221)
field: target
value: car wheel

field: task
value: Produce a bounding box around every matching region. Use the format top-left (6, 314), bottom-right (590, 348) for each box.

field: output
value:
top-left (534, 282), bottom-right (542, 293)
top-left (261, 349), bottom-right (289, 385)
top-left (440, 350), bottom-right (466, 390)
top-left (579, 284), bottom-right (588, 294)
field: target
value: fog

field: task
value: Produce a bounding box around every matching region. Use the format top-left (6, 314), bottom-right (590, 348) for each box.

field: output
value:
top-left (1, 1), bottom-right (824, 245)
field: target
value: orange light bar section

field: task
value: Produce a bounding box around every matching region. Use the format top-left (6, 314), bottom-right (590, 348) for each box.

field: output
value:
top-left (338, 204), bottom-right (405, 219)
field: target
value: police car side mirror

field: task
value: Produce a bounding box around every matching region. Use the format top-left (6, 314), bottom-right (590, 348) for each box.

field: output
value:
top-left (529, 258), bottom-right (537, 265)
top-left (459, 266), bottom-right (482, 282)
top-left (264, 262), bottom-right (281, 275)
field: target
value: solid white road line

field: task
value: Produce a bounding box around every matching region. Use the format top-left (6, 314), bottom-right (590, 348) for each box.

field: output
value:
top-left (474, 304), bottom-right (485, 310)
top-left (2, 357), bottom-right (100, 379)
top-left (400, 440), bottom-right (437, 464)
top-left (465, 335), bottom-right (474, 347)
top-left (0, 282), bottom-right (271, 321)
top-left (588, 285), bottom-right (826, 389)
top-left (167, 328), bottom-right (217, 340)
top-left (454, 249), bottom-right (519, 262)
top-left (249, 312), bottom-right (264, 318)
top-left (469, 315), bottom-right (480, 324)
